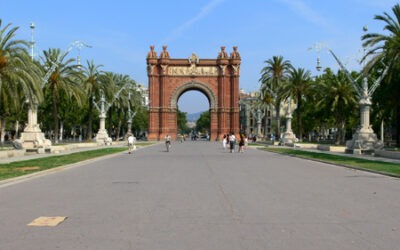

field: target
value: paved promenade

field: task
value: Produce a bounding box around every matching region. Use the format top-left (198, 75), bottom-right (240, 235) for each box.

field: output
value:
top-left (0, 141), bottom-right (399, 249)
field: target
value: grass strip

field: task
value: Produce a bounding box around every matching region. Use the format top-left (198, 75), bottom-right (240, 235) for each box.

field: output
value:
top-left (0, 147), bottom-right (128, 181)
top-left (261, 147), bottom-right (400, 177)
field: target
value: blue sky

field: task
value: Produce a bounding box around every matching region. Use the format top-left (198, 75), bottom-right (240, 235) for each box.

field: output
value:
top-left (1, 0), bottom-right (398, 113)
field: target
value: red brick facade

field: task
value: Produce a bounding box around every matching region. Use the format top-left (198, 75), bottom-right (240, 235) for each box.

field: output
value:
top-left (147, 46), bottom-right (241, 141)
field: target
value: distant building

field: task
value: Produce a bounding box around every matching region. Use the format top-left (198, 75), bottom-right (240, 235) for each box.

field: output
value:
top-left (186, 121), bottom-right (196, 129)
top-left (239, 89), bottom-right (273, 140)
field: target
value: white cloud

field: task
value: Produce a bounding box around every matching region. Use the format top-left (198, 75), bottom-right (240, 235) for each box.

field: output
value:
top-left (278, 0), bottom-right (329, 29)
top-left (160, 0), bottom-right (226, 44)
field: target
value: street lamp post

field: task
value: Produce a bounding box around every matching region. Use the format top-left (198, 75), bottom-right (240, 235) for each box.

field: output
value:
top-left (93, 84), bottom-right (132, 144)
top-left (243, 95), bottom-right (266, 140)
top-left (29, 22), bottom-right (35, 61)
top-left (14, 22), bottom-right (52, 152)
top-left (280, 97), bottom-right (297, 145)
top-left (93, 91), bottom-right (111, 144)
top-left (250, 105), bottom-right (265, 140)
top-left (126, 90), bottom-right (137, 137)
top-left (328, 49), bottom-right (389, 153)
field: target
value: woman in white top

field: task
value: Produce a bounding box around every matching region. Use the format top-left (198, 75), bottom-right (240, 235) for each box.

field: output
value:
top-left (222, 134), bottom-right (227, 150)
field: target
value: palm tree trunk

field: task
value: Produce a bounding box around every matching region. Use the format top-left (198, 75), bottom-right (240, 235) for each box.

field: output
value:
top-left (59, 121), bottom-right (63, 142)
top-left (336, 120), bottom-right (345, 145)
top-left (297, 94), bottom-right (302, 142)
top-left (341, 122), bottom-right (346, 145)
top-left (108, 107), bottom-right (113, 139)
top-left (15, 120), bottom-right (19, 139)
top-left (275, 102), bottom-right (280, 139)
top-left (87, 96), bottom-right (94, 141)
top-left (396, 104), bottom-right (400, 146)
top-left (116, 108), bottom-right (122, 141)
top-left (52, 88), bottom-right (59, 143)
top-left (0, 116), bottom-right (6, 143)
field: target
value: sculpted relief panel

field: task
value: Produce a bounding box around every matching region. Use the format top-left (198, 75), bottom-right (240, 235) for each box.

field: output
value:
top-left (168, 66), bottom-right (219, 76)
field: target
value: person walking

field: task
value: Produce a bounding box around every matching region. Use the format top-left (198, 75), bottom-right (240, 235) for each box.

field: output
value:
top-left (222, 134), bottom-right (227, 151)
top-left (165, 134), bottom-right (171, 152)
top-left (238, 134), bottom-right (245, 153)
top-left (127, 134), bottom-right (136, 155)
top-left (229, 132), bottom-right (236, 153)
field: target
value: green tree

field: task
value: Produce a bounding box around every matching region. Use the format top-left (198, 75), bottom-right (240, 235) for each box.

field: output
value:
top-left (259, 56), bottom-right (292, 138)
top-left (315, 69), bottom-right (357, 144)
top-left (0, 19), bottom-right (43, 141)
top-left (177, 109), bottom-right (188, 134)
top-left (196, 111), bottom-right (210, 134)
top-left (282, 67), bottom-right (312, 141)
top-left (362, 3), bottom-right (400, 145)
top-left (82, 60), bottom-right (104, 141)
top-left (41, 48), bottom-right (84, 142)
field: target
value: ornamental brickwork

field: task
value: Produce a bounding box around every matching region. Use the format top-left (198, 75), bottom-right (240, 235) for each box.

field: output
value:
top-left (147, 46), bottom-right (241, 141)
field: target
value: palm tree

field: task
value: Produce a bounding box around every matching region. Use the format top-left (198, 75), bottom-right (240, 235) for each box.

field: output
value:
top-left (111, 74), bottom-right (134, 140)
top-left (362, 4), bottom-right (400, 70)
top-left (282, 67), bottom-right (312, 141)
top-left (362, 3), bottom-right (400, 145)
top-left (82, 60), bottom-right (104, 141)
top-left (0, 19), bottom-right (43, 142)
top-left (315, 69), bottom-right (357, 144)
top-left (259, 56), bottom-right (292, 138)
top-left (41, 48), bottom-right (84, 143)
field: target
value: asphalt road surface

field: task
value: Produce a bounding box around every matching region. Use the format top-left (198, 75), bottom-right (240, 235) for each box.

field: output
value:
top-left (1, 141), bottom-right (399, 250)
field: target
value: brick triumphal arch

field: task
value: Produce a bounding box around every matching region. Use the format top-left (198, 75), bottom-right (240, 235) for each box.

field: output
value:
top-left (147, 45), bottom-right (241, 141)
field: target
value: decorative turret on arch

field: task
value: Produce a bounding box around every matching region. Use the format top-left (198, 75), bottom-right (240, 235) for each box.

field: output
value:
top-left (147, 45), bottom-right (241, 141)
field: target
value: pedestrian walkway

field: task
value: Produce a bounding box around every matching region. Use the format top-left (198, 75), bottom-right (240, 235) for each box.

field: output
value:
top-left (1, 141), bottom-right (400, 165)
top-left (1, 141), bottom-right (399, 249)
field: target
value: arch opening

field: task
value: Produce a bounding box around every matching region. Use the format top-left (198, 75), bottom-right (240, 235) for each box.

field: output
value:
top-left (177, 90), bottom-right (210, 140)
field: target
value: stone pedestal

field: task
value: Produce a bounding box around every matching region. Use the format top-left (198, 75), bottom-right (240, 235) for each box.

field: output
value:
top-left (280, 101), bottom-right (297, 146)
top-left (346, 101), bottom-right (383, 154)
top-left (17, 131), bottom-right (51, 150)
top-left (14, 106), bottom-right (52, 153)
top-left (281, 131), bottom-right (297, 145)
top-left (94, 116), bottom-right (112, 145)
top-left (95, 129), bottom-right (111, 144)
top-left (346, 129), bottom-right (383, 154)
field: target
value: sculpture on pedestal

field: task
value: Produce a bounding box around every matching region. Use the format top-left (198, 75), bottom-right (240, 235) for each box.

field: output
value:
top-left (93, 84), bottom-right (133, 144)
top-left (15, 39), bottom-right (90, 152)
top-left (280, 97), bottom-right (297, 145)
top-left (329, 49), bottom-right (390, 153)
top-left (14, 100), bottom-right (51, 152)
top-left (93, 91), bottom-right (112, 145)
top-left (250, 103), bottom-right (266, 140)
top-left (125, 90), bottom-right (137, 137)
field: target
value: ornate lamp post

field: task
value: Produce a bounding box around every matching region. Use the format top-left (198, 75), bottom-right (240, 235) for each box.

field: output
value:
top-left (126, 90), bottom-right (137, 137)
top-left (329, 49), bottom-right (389, 153)
top-left (16, 24), bottom-right (91, 150)
top-left (14, 22), bottom-right (51, 152)
top-left (93, 90), bottom-right (111, 144)
top-left (29, 22), bottom-right (35, 61)
top-left (242, 94), bottom-right (266, 140)
top-left (250, 103), bottom-right (266, 140)
top-left (93, 84), bottom-right (132, 144)
top-left (280, 97), bottom-right (297, 145)
top-left (310, 37), bottom-right (389, 153)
